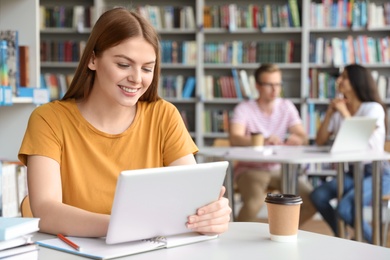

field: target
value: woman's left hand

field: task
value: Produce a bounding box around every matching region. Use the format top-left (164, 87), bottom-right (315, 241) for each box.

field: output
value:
top-left (186, 186), bottom-right (231, 235)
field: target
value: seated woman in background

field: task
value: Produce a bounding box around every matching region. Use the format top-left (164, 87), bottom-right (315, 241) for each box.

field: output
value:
top-left (309, 64), bottom-right (390, 243)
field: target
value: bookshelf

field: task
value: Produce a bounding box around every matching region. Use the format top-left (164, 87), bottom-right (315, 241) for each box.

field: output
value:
top-left (2, 0), bottom-right (390, 161)
top-left (305, 0), bottom-right (390, 139)
top-left (39, 0), bottom-right (95, 100)
top-left (0, 0), bottom-right (40, 160)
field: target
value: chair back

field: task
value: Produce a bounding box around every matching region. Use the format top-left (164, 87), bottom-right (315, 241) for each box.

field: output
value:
top-left (20, 195), bottom-right (33, 218)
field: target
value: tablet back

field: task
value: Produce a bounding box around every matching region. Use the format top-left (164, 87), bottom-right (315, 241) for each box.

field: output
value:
top-left (106, 161), bottom-right (228, 244)
top-left (330, 117), bottom-right (376, 153)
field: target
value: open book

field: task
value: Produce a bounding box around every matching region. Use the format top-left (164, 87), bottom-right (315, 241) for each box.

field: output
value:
top-left (37, 232), bottom-right (217, 259)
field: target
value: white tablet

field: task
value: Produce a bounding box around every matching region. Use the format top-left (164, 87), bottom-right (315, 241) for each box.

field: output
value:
top-left (106, 161), bottom-right (229, 244)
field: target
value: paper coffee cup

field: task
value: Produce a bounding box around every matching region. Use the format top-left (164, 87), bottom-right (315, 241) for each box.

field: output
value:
top-left (251, 132), bottom-right (264, 148)
top-left (265, 193), bottom-right (302, 242)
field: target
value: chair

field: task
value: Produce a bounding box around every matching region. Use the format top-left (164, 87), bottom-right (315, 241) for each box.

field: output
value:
top-left (383, 194), bottom-right (390, 247)
top-left (382, 140), bottom-right (390, 246)
top-left (20, 195), bottom-right (33, 218)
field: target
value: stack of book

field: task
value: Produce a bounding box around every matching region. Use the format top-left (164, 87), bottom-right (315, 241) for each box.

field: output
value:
top-left (0, 160), bottom-right (28, 217)
top-left (0, 217), bottom-right (40, 259)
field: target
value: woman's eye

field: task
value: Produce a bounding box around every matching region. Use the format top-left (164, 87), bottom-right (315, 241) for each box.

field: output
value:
top-left (118, 63), bottom-right (130, 68)
top-left (143, 67), bottom-right (153, 72)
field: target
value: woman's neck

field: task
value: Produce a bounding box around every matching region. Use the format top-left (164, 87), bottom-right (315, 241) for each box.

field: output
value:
top-left (346, 98), bottom-right (362, 116)
top-left (77, 97), bottom-right (137, 134)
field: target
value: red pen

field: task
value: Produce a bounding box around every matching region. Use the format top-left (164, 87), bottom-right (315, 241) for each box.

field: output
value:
top-left (57, 234), bottom-right (82, 251)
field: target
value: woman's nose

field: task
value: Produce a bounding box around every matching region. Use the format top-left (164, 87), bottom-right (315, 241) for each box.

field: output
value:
top-left (128, 68), bottom-right (141, 83)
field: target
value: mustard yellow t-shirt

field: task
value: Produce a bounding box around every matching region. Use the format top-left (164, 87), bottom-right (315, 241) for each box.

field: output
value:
top-left (18, 99), bottom-right (198, 214)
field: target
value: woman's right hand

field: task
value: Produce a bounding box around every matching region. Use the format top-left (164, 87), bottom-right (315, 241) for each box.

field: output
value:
top-left (330, 98), bottom-right (350, 118)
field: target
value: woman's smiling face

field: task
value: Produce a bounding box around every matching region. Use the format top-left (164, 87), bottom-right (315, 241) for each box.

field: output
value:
top-left (88, 36), bottom-right (156, 107)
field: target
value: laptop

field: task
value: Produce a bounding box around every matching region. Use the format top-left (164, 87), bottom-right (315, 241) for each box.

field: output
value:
top-left (105, 161), bottom-right (229, 244)
top-left (306, 117), bottom-right (377, 153)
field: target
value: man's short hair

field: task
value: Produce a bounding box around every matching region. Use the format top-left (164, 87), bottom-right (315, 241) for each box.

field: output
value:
top-left (254, 63), bottom-right (281, 84)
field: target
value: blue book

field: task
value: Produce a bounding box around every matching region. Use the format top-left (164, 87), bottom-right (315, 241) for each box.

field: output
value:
top-left (352, 1), bottom-right (361, 28)
top-left (353, 38), bottom-right (360, 64)
top-left (308, 103), bottom-right (315, 138)
top-left (0, 217), bottom-right (40, 241)
top-left (182, 77), bottom-right (195, 98)
top-left (231, 69), bottom-right (243, 99)
top-left (341, 39), bottom-right (347, 64)
top-left (358, 36), bottom-right (366, 63)
top-left (342, 0), bottom-right (348, 27)
top-left (360, 0), bottom-right (367, 28)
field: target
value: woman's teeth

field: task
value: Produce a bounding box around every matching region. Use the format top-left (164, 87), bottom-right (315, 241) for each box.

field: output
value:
top-left (121, 86), bottom-right (138, 93)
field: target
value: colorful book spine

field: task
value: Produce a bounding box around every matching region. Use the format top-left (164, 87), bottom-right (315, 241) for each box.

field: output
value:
top-left (288, 0), bottom-right (300, 27)
top-left (0, 40), bottom-right (8, 86)
top-left (0, 30), bottom-right (19, 94)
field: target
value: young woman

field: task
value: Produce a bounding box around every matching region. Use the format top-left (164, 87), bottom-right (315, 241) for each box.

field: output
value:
top-left (18, 8), bottom-right (231, 237)
top-left (310, 64), bottom-right (390, 243)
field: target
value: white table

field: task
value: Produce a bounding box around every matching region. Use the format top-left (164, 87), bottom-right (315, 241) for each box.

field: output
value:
top-left (197, 145), bottom-right (390, 246)
top-left (34, 222), bottom-right (390, 260)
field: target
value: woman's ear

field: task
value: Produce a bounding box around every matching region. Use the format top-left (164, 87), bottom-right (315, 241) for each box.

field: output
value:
top-left (88, 52), bottom-right (97, 70)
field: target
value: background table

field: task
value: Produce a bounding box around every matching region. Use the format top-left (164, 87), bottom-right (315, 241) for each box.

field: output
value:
top-left (197, 145), bottom-right (390, 245)
top-left (34, 222), bottom-right (390, 260)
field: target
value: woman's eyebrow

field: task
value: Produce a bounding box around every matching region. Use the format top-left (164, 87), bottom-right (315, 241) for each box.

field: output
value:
top-left (114, 54), bottom-right (156, 65)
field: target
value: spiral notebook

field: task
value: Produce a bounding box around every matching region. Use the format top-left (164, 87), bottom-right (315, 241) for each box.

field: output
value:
top-left (37, 161), bottom-right (229, 259)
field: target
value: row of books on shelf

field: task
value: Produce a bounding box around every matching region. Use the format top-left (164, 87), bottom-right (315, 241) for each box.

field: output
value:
top-left (372, 70), bottom-right (390, 101)
top-left (310, 0), bottom-right (390, 29)
top-left (179, 110), bottom-right (193, 132)
top-left (0, 161), bottom-right (28, 218)
top-left (308, 68), bottom-right (389, 100)
top-left (161, 40), bottom-right (196, 65)
top-left (306, 103), bottom-right (327, 138)
top-left (39, 5), bottom-right (96, 31)
top-left (1, 30), bottom-right (28, 95)
top-left (203, 109), bottom-right (232, 134)
top-left (204, 40), bottom-right (297, 64)
top-left (0, 217), bottom-right (40, 259)
top-left (136, 5), bottom-right (195, 30)
top-left (309, 35), bottom-right (390, 66)
top-left (159, 70), bottom-right (259, 101)
top-left (308, 69), bottom-right (338, 99)
top-left (39, 38), bottom-right (390, 68)
top-left (158, 75), bottom-right (196, 99)
top-left (40, 40), bottom-right (86, 63)
top-left (203, 0), bottom-right (301, 30)
top-left (202, 70), bottom-right (259, 100)
top-left (41, 73), bottom-right (73, 101)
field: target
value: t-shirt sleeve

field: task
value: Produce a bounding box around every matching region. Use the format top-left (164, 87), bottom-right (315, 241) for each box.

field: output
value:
top-left (361, 102), bottom-right (384, 123)
top-left (285, 100), bottom-right (302, 128)
top-left (18, 105), bottom-right (62, 166)
top-left (230, 102), bottom-right (248, 125)
top-left (161, 103), bottom-right (198, 166)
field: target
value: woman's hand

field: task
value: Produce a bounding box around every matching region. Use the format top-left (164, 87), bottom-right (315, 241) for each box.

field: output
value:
top-left (186, 186), bottom-right (231, 235)
top-left (329, 97), bottom-right (350, 118)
